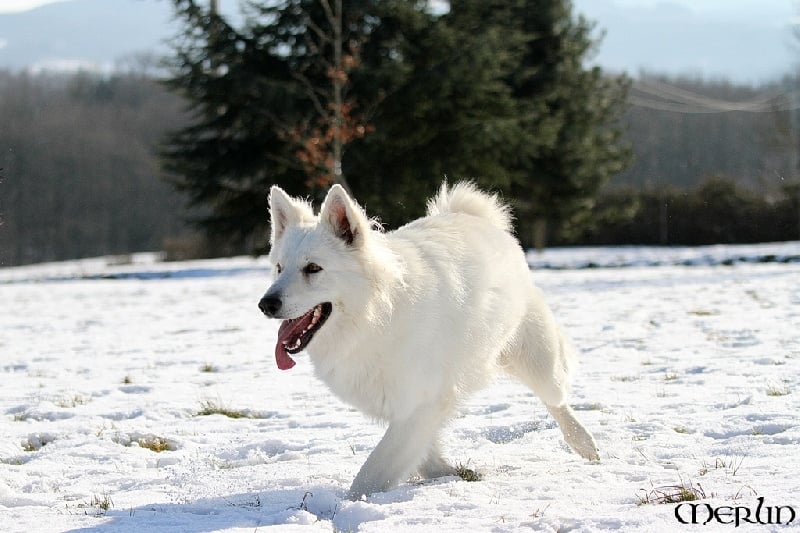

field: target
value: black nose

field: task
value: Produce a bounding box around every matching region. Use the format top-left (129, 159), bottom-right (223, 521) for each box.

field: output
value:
top-left (258, 295), bottom-right (282, 317)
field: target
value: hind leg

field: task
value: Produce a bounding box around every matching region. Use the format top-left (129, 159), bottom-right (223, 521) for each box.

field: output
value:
top-left (546, 404), bottom-right (599, 460)
top-left (505, 291), bottom-right (599, 461)
top-left (508, 352), bottom-right (599, 461)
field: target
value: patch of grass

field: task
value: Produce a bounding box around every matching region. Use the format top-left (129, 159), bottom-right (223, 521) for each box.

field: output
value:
top-left (78, 493), bottom-right (113, 516)
top-left (196, 400), bottom-right (248, 419)
top-left (137, 436), bottom-right (174, 453)
top-left (637, 482), bottom-right (706, 505)
top-left (673, 426), bottom-right (690, 434)
top-left (530, 505), bottom-right (550, 519)
top-left (57, 394), bottom-right (90, 408)
top-left (688, 309), bottom-right (717, 316)
top-left (664, 373), bottom-right (679, 382)
top-left (122, 375), bottom-right (132, 385)
top-left (731, 484), bottom-right (759, 502)
top-left (200, 363), bottom-right (218, 373)
top-left (700, 456), bottom-right (745, 477)
top-left (766, 385), bottom-right (789, 397)
top-left (455, 462), bottom-right (482, 482)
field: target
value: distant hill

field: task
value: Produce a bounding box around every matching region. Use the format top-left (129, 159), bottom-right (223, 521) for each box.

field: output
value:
top-left (0, 0), bottom-right (175, 71)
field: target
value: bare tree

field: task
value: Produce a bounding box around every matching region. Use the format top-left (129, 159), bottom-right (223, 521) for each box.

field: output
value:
top-left (284, 0), bottom-right (373, 193)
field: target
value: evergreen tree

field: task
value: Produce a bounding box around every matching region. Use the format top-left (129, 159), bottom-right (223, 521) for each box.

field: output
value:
top-left (498, 0), bottom-right (631, 249)
top-left (162, 0), bottom-right (629, 251)
top-left (344, 0), bottom-right (525, 226)
top-left (162, 0), bottom-right (302, 252)
top-left (162, 0), bottom-right (388, 252)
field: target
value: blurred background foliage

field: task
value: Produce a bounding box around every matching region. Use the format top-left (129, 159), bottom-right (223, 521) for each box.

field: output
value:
top-left (1, 0), bottom-right (798, 265)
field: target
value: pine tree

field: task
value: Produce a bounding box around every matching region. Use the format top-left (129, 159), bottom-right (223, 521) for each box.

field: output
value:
top-left (344, 0), bottom-right (526, 226)
top-left (162, 0), bottom-right (629, 251)
top-left (162, 0), bottom-right (388, 252)
top-left (162, 0), bottom-right (302, 252)
top-left (499, 0), bottom-right (631, 249)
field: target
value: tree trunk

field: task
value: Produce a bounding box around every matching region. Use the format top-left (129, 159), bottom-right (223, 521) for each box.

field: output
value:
top-left (533, 217), bottom-right (548, 252)
top-left (659, 196), bottom-right (669, 244)
top-left (331, 0), bottom-right (350, 193)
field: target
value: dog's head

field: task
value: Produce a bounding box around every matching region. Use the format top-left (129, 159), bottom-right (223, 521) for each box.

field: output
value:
top-left (258, 185), bottom-right (376, 370)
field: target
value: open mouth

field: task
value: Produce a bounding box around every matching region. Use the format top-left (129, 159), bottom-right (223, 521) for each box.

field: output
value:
top-left (274, 302), bottom-right (332, 370)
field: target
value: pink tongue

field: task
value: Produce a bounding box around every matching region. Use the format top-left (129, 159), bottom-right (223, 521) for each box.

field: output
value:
top-left (275, 342), bottom-right (296, 370)
top-left (275, 319), bottom-right (298, 370)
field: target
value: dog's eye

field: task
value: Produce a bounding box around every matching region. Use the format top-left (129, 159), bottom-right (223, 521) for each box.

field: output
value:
top-left (275, 264), bottom-right (282, 274)
top-left (304, 263), bottom-right (323, 274)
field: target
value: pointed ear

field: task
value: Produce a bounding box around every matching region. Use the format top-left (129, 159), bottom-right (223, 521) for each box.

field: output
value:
top-left (319, 185), bottom-right (370, 246)
top-left (269, 186), bottom-right (314, 244)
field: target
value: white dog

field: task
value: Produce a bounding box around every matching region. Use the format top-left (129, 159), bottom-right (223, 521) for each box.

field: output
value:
top-left (258, 182), bottom-right (599, 500)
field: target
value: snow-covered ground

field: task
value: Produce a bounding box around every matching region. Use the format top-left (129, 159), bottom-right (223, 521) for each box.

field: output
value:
top-left (1, 243), bottom-right (799, 532)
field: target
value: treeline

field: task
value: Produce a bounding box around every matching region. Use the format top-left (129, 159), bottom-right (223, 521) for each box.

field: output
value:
top-left (0, 69), bottom-right (191, 266)
top-left (0, 69), bottom-right (799, 266)
top-left (560, 177), bottom-right (800, 246)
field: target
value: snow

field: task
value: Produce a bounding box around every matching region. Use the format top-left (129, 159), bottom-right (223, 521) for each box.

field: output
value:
top-left (1, 243), bottom-right (799, 532)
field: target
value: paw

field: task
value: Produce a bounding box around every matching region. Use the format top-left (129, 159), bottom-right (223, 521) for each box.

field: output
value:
top-left (565, 430), bottom-right (600, 461)
top-left (347, 473), bottom-right (392, 501)
top-left (347, 487), bottom-right (367, 501)
top-left (418, 457), bottom-right (457, 480)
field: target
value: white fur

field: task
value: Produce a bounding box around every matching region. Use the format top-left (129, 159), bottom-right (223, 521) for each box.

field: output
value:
top-left (263, 182), bottom-right (599, 500)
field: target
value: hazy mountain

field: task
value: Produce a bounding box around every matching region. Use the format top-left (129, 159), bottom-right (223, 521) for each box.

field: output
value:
top-left (0, 0), bottom-right (796, 82)
top-left (574, 0), bottom-right (796, 84)
top-left (0, 0), bottom-right (181, 71)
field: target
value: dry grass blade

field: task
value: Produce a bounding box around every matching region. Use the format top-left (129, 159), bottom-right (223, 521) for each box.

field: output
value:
top-left (638, 482), bottom-right (706, 505)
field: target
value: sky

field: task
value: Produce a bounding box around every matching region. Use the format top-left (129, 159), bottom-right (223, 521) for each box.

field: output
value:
top-left (0, 0), bottom-right (70, 12)
top-left (2, 0), bottom-right (793, 19)
top-left (0, 0), bottom-right (797, 83)
top-left (572, 0), bottom-right (797, 83)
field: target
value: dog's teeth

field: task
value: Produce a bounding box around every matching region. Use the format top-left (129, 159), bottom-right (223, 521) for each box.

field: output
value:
top-left (280, 305), bottom-right (328, 353)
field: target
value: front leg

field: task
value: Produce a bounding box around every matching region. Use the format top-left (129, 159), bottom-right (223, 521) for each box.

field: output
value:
top-left (348, 406), bottom-right (447, 500)
top-left (418, 441), bottom-right (457, 479)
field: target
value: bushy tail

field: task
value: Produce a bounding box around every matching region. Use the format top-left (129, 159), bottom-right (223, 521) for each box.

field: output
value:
top-left (426, 181), bottom-right (513, 233)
